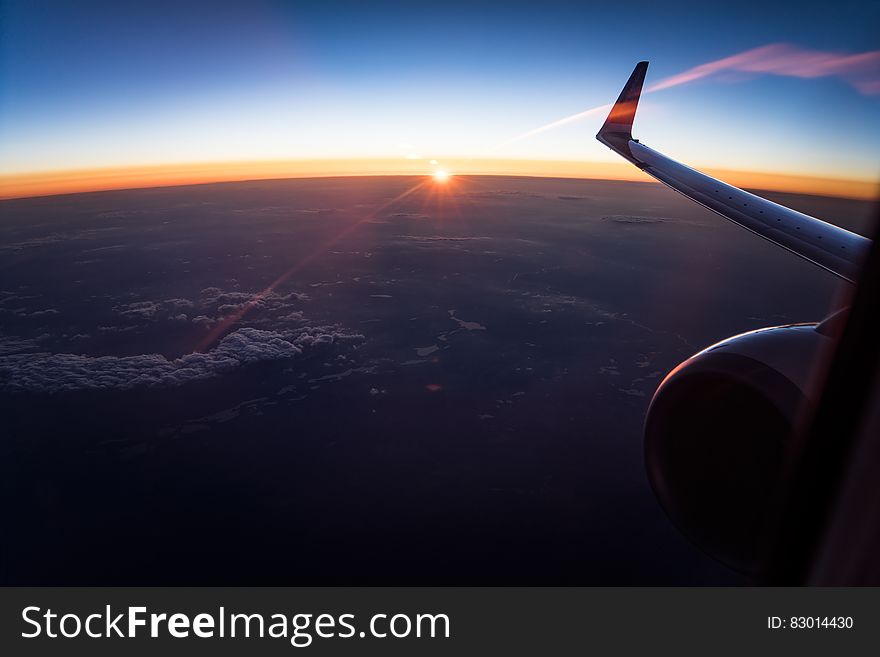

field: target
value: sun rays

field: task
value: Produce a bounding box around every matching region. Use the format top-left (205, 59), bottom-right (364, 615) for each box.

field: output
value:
top-left (194, 174), bottom-right (473, 353)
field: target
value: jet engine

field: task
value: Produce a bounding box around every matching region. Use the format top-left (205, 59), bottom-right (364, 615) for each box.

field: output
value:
top-left (644, 314), bottom-right (842, 573)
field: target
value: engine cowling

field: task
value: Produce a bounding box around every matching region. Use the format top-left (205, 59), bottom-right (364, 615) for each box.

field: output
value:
top-left (644, 319), bottom-right (839, 573)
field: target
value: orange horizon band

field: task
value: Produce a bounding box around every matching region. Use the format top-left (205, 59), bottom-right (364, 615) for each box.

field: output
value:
top-left (1, 158), bottom-right (877, 201)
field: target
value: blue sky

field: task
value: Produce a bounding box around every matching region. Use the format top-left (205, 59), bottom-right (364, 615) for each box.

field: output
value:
top-left (1, 0), bottom-right (878, 180)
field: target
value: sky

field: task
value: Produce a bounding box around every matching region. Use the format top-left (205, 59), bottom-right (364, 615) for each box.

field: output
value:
top-left (1, 0), bottom-right (879, 198)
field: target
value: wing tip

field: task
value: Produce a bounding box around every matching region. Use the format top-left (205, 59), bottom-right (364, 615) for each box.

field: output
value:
top-left (596, 61), bottom-right (649, 163)
top-left (597, 61), bottom-right (649, 139)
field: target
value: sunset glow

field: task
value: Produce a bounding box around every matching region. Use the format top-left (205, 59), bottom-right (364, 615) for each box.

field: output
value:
top-left (1, 2), bottom-right (877, 201)
top-left (0, 159), bottom-right (875, 201)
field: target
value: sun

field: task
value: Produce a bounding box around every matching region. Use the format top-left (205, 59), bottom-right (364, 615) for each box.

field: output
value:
top-left (432, 170), bottom-right (450, 182)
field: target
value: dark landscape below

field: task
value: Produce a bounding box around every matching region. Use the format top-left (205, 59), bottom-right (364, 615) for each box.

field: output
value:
top-left (1, 175), bottom-right (875, 584)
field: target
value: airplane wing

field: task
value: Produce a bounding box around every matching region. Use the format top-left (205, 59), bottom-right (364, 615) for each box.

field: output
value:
top-left (597, 62), bottom-right (871, 283)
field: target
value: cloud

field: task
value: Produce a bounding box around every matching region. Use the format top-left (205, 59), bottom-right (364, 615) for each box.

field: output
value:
top-left (111, 288), bottom-right (309, 327)
top-left (0, 306), bottom-right (60, 318)
top-left (98, 324), bottom-right (139, 333)
top-left (0, 335), bottom-right (40, 356)
top-left (0, 326), bottom-right (364, 393)
top-left (115, 301), bottom-right (161, 319)
top-left (0, 227), bottom-right (122, 252)
top-left (648, 43), bottom-right (880, 96)
top-left (165, 298), bottom-right (194, 309)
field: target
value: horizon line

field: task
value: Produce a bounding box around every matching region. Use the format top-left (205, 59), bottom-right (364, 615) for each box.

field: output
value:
top-left (1, 158), bottom-right (877, 201)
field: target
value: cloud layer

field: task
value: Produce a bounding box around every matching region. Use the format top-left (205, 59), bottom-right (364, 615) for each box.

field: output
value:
top-left (1, 326), bottom-right (363, 393)
top-left (112, 288), bottom-right (310, 328)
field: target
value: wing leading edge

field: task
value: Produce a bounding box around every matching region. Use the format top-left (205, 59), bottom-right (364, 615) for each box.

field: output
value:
top-left (597, 62), bottom-right (871, 283)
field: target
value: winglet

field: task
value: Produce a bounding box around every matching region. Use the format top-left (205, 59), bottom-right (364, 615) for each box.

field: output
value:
top-left (596, 61), bottom-right (649, 164)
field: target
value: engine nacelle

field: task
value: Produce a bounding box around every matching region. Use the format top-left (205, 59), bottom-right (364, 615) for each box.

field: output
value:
top-left (644, 319), bottom-right (839, 573)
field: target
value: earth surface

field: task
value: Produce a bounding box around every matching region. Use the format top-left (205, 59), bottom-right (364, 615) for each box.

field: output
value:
top-left (1, 175), bottom-right (874, 584)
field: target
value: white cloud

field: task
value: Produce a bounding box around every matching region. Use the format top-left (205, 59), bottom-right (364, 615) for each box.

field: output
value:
top-left (1, 326), bottom-right (364, 393)
top-left (115, 301), bottom-right (161, 319)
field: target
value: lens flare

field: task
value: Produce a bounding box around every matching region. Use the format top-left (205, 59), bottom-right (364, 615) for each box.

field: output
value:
top-left (433, 170), bottom-right (450, 182)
